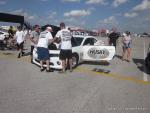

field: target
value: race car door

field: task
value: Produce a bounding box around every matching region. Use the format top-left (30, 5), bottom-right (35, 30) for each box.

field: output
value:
top-left (82, 38), bottom-right (115, 61)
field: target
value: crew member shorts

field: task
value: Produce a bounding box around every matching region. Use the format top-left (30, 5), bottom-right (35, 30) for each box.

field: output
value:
top-left (59, 49), bottom-right (72, 60)
top-left (37, 47), bottom-right (49, 60)
top-left (17, 42), bottom-right (24, 50)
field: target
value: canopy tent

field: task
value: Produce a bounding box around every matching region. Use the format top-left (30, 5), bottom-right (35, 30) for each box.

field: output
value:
top-left (0, 12), bottom-right (24, 24)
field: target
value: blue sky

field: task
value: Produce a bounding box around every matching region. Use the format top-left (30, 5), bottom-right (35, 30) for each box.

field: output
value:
top-left (0, 0), bottom-right (150, 33)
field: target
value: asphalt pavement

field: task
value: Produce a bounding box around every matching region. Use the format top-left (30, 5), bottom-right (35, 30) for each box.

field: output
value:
top-left (0, 37), bottom-right (150, 113)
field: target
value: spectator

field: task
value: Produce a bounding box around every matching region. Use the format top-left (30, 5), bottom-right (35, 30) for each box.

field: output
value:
top-left (29, 25), bottom-right (40, 63)
top-left (8, 26), bottom-right (14, 39)
top-left (53, 22), bottom-right (73, 73)
top-left (122, 31), bottom-right (132, 62)
top-left (14, 26), bottom-right (25, 58)
top-left (37, 27), bottom-right (53, 72)
top-left (108, 28), bottom-right (119, 49)
top-left (23, 28), bottom-right (29, 41)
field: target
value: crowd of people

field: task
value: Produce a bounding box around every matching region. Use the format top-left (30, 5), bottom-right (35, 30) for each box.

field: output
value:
top-left (2, 23), bottom-right (132, 73)
top-left (1, 22), bottom-right (73, 73)
top-left (28, 22), bottom-right (72, 73)
top-left (108, 28), bottom-right (132, 62)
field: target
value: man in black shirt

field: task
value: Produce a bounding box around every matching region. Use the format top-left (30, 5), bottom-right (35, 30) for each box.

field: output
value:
top-left (108, 29), bottom-right (119, 49)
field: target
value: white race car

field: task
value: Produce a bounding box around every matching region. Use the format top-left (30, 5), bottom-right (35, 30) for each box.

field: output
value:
top-left (32, 35), bottom-right (115, 69)
top-left (0, 30), bottom-right (9, 41)
top-left (0, 31), bottom-right (9, 50)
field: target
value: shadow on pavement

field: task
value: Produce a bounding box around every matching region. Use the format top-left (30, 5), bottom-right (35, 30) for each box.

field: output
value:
top-left (83, 61), bottom-right (110, 66)
top-left (22, 52), bottom-right (30, 57)
top-left (92, 68), bottom-right (110, 74)
top-left (133, 58), bottom-right (150, 75)
top-left (115, 55), bottom-right (122, 60)
top-left (3, 52), bottom-right (14, 55)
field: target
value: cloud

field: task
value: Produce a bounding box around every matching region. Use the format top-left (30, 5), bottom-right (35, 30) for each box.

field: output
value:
top-left (65, 17), bottom-right (76, 22)
top-left (47, 11), bottom-right (57, 19)
top-left (98, 16), bottom-right (118, 28)
top-left (10, 9), bottom-right (37, 20)
top-left (27, 15), bottom-right (36, 20)
top-left (86, 0), bottom-right (107, 5)
top-left (64, 17), bottom-right (86, 28)
top-left (10, 9), bottom-right (24, 14)
top-left (64, 9), bottom-right (91, 17)
top-left (62, 0), bottom-right (80, 2)
top-left (103, 16), bottom-right (118, 24)
top-left (132, 0), bottom-right (150, 11)
top-left (0, 1), bottom-right (6, 5)
top-left (112, 0), bottom-right (128, 7)
top-left (124, 12), bottom-right (138, 18)
top-left (145, 16), bottom-right (150, 21)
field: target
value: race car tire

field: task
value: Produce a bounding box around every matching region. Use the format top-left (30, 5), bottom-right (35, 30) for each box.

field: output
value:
top-left (72, 53), bottom-right (79, 68)
top-left (145, 53), bottom-right (150, 67)
top-left (145, 56), bottom-right (150, 68)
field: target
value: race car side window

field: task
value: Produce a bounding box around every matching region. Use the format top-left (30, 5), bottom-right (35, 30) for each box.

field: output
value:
top-left (83, 38), bottom-right (96, 46)
top-left (83, 38), bottom-right (91, 45)
top-left (71, 37), bottom-right (78, 47)
top-left (72, 37), bottom-right (83, 47)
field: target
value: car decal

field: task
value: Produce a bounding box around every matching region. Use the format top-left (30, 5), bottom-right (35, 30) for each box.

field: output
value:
top-left (88, 47), bottom-right (109, 59)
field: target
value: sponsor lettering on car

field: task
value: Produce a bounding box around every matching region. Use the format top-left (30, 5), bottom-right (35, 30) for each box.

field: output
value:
top-left (88, 47), bottom-right (109, 59)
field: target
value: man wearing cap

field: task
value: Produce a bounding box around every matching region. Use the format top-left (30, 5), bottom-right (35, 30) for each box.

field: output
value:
top-left (37, 27), bottom-right (53, 72)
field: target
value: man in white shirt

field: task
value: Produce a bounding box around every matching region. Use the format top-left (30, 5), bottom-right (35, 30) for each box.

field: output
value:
top-left (37, 27), bottom-right (53, 72)
top-left (14, 26), bottom-right (25, 58)
top-left (53, 22), bottom-right (72, 73)
top-left (29, 25), bottom-right (40, 63)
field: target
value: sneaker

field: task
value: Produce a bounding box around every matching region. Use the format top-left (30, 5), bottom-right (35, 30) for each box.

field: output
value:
top-left (127, 59), bottom-right (131, 62)
top-left (22, 52), bottom-right (25, 54)
top-left (40, 68), bottom-right (45, 72)
top-left (70, 69), bottom-right (73, 72)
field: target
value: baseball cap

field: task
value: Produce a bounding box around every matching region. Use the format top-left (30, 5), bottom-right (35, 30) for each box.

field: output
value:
top-left (47, 26), bottom-right (53, 31)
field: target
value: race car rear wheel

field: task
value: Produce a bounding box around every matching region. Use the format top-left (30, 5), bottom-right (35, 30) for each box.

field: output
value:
top-left (145, 56), bottom-right (150, 68)
top-left (72, 53), bottom-right (79, 68)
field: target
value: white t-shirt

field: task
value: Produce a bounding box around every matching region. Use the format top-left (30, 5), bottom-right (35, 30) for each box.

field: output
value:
top-left (56, 29), bottom-right (72, 50)
top-left (15, 30), bottom-right (25, 44)
top-left (37, 31), bottom-right (53, 48)
top-left (123, 35), bottom-right (131, 44)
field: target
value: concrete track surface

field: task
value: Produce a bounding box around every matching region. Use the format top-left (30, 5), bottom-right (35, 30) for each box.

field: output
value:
top-left (0, 37), bottom-right (150, 113)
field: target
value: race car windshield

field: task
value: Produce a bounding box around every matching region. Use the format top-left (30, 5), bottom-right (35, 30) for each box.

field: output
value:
top-left (72, 37), bottom-right (83, 47)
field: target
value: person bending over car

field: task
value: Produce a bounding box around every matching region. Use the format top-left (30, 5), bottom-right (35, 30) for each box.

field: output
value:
top-left (53, 22), bottom-right (73, 73)
top-left (37, 27), bottom-right (53, 72)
